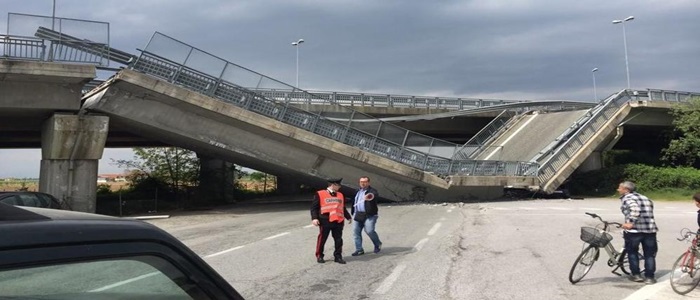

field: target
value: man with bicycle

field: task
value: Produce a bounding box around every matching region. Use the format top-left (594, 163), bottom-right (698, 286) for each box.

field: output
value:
top-left (618, 181), bottom-right (659, 284)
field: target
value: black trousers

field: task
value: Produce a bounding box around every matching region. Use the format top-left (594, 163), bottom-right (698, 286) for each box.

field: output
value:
top-left (315, 218), bottom-right (344, 259)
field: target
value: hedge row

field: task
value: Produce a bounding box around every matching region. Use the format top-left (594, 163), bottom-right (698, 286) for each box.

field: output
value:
top-left (567, 164), bottom-right (700, 195)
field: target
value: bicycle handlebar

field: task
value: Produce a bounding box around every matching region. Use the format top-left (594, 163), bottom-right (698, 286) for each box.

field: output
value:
top-left (677, 228), bottom-right (700, 241)
top-left (585, 212), bottom-right (622, 228)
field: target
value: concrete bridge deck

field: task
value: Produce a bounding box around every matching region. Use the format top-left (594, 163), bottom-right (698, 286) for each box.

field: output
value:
top-left (473, 110), bottom-right (590, 161)
top-left (83, 69), bottom-right (537, 202)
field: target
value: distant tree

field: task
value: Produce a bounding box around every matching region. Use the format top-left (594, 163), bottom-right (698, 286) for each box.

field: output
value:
top-left (96, 184), bottom-right (112, 195)
top-left (247, 172), bottom-right (276, 193)
top-left (662, 97), bottom-right (700, 167)
top-left (113, 147), bottom-right (200, 192)
top-left (249, 172), bottom-right (267, 181)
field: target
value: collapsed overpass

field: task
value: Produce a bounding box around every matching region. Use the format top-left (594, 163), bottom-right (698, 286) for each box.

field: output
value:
top-left (3, 22), bottom-right (699, 208)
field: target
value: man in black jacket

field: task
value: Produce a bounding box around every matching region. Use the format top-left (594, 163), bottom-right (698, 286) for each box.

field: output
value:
top-left (351, 176), bottom-right (383, 256)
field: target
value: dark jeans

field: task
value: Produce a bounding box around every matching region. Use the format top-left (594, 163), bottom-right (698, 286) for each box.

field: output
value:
top-left (624, 232), bottom-right (657, 278)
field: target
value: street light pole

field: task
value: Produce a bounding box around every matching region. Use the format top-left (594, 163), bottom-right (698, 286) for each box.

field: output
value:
top-left (612, 16), bottom-right (634, 89)
top-left (52, 0), bottom-right (56, 30)
top-left (592, 68), bottom-right (598, 102)
top-left (291, 38), bottom-right (304, 88)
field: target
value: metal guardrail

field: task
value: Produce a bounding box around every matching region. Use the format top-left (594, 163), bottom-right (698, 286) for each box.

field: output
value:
top-left (0, 35), bottom-right (45, 60)
top-left (648, 89), bottom-right (700, 102)
top-left (130, 32), bottom-right (538, 176)
top-left (252, 88), bottom-right (525, 110)
top-left (34, 26), bottom-right (134, 66)
top-left (2, 13), bottom-right (110, 66)
top-left (452, 110), bottom-right (515, 160)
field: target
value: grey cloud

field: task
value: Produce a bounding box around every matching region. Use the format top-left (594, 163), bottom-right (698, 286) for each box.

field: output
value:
top-left (1, 0), bottom-right (698, 101)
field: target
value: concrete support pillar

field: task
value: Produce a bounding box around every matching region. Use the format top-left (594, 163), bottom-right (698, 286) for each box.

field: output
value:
top-left (198, 155), bottom-right (236, 205)
top-left (579, 151), bottom-right (603, 173)
top-left (276, 176), bottom-right (303, 195)
top-left (39, 114), bottom-right (109, 213)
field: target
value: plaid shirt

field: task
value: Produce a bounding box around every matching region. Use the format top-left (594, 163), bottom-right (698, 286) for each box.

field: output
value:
top-left (620, 192), bottom-right (659, 233)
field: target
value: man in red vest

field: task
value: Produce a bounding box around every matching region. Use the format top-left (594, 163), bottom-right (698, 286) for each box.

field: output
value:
top-left (311, 178), bottom-right (352, 264)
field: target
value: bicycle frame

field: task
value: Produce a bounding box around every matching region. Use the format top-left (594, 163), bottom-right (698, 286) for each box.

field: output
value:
top-left (679, 249), bottom-right (698, 274)
top-left (670, 230), bottom-right (700, 295)
top-left (569, 212), bottom-right (630, 284)
top-left (589, 214), bottom-right (625, 270)
top-left (600, 241), bottom-right (625, 273)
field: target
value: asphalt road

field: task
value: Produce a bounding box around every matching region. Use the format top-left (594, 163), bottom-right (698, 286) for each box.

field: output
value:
top-left (143, 197), bottom-right (700, 300)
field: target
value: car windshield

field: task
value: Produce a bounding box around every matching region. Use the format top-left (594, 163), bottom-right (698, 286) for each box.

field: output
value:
top-left (0, 255), bottom-right (208, 300)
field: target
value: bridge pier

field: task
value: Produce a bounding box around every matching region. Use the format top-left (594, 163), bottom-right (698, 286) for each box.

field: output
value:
top-left (579, 151), bottom-right (603, 173)
top-left (197, 155), bottom-right (237, 205)
top-left (276, 176), bottom-right (303, 195)
top-left (39, 114), bottom-right (109, 213)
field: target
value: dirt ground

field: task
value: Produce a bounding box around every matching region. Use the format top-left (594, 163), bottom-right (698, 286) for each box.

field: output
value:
top-left (1, 180), bottom-right (274, 192)
top-left (0, 182), bottom-right (39, 192)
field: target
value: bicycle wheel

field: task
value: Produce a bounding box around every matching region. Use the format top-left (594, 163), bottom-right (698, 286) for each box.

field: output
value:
top-left (618, 250), bottom-right (644, 275)
top-left (671, 250), bottom-right (700, 295)
top-left (569, 245), bottom-right (599, 284)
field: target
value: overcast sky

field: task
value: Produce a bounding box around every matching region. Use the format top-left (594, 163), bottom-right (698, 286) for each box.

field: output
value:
top-left (1, 0), bottom-right (699, 178)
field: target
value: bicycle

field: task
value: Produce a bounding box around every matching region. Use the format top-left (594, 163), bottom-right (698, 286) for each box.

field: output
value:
top-left (670, 229), bottom-right (700, 295)
top-left (569, 212), bottom-right (639, 284)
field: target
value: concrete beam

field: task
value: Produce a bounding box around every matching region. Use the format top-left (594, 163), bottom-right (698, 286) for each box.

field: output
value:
top-left (0, 60), bottom-right (95, 110)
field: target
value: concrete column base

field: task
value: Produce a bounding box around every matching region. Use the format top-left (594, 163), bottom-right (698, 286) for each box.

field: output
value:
top-left (40, 160), bottom-right (98, 212)
top-left (198, 155), bottom-right (237, 205)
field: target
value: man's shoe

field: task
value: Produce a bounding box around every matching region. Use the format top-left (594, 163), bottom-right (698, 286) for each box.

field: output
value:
top-left (628, 274), bottom-right (644, 282)
top-left (374, 242), bottom-right (382, 254)
top-left (317, 257), bottom-right (325, 263)
top-left (334, 257), bottom-right (346, 264)
top-left (643, 277), bottom-right (657, 285)
top-left (351, 250), bottom-right (365, 256)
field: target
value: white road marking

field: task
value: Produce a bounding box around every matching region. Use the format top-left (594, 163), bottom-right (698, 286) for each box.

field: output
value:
top-left (547, 207), bottom-right (573, 210)
top-left (484, 114), bottom-right (539, 160)
top-left (414, 238), bottom-right (429, 251)
top-left (374, 264), bottom-right (407, 294)
top-left (621, 273), bottom-right (671, 300)
top-left (88, 272), bottom-right (159, 292)
top-left (427, 223), bottom-right (442, 236)
top-left (497, 213), bottom-right (607, 216)
top-left (303, 224), bottom-right (314, 229)
top-left (447, 209), bottom-right (453, 213)
top-left (264, 232), bottom-right (290, 240)
top-left (440, 217), bottom-right (446, 221)
top-left (203, 245), bottom-right (245, 258)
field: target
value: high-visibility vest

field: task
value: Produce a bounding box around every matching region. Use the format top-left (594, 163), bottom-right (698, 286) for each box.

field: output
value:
top-left (318, 190), bottom-right (345, 223)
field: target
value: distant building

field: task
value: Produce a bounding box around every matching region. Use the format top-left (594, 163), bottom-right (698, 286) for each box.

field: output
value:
top-left (97, 174), bottom-right (127, 183)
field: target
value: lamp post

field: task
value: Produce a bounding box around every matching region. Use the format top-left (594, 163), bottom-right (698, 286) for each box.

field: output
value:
top-left (52, 0), bottom-right (56, 30)
top-left (291, 38), bottom-right (304, 88)
top-left (612, 16), bottom-right (634, 89)
top-left (592, 68), bottom-right (598, 101)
